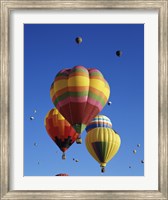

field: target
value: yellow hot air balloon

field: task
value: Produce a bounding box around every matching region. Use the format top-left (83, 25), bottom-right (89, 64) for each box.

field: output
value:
top-left (85, 115), bottom-right (121, 172)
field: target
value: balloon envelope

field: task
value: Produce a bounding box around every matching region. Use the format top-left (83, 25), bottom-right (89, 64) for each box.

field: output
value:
top-left (44, 108), bottom-right (78, 154)
top-left (50, 66), bottom-right (110, 134)
top-left (86, 115), bottom-right (112, 133)
top-left (116, 50), bottom-right (122, 57)
top-left (108, 101), bottom-right (112, 105)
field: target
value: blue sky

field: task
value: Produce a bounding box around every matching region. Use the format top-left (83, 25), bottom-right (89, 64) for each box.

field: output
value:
top-left (24, 24), bottom-right (144, 176)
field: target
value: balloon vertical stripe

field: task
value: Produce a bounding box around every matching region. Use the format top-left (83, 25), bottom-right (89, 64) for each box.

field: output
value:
top-left (91, 141), bottom-right (108, 163)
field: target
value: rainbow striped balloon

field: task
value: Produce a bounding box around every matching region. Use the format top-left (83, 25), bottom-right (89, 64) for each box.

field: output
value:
top-left (50, 66), bottom-right (110, 134)
top-left (85, 115), bottom-right (112, 132)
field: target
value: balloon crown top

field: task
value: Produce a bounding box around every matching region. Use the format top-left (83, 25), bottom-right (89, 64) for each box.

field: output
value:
top-left (86, 115), bottom-right (112, 132)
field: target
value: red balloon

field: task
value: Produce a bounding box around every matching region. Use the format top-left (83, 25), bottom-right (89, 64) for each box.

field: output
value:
top-left (44, 108), bottom-right (78, 159)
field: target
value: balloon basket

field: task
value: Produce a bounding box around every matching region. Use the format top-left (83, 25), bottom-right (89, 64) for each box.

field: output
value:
top-left (101, 166), bottom-right (105, 173)
top-left (76, 138), bottom-right (82, 144)
top-left (62, 153), bottom-right (66, 160)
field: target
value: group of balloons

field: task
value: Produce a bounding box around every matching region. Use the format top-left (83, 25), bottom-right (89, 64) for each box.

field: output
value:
top-left (44, 64), bottom-right (121, 173)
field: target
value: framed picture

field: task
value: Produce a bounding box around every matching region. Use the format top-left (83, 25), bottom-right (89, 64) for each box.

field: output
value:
top-left (0, 0), bottom-right (167, 199)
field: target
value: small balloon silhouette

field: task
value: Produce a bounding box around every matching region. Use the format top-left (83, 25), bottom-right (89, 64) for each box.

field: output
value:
top-left (116, 50), bottom-right (122, 57)
top-left (108, 101), bottom-right (112, 106)
top-left (75, 37), bottom-right (82, 44)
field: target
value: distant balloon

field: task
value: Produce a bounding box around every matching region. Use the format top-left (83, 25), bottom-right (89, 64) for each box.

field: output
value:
top-left (129, 166), bottom-right (131, 168)
top-left (116, 50), bottom-right (122, 57)
top-left (34, 142), bottom-right (37, 146)
top-left (72, 157), bottom-right (79, 162)
top-left (108, 101), bottom-right (112, 106)
top-left (137, 144), bottom-right (140, 147)
top-left (133, 150), bottom-right (137, 154)
top-left (55, 173), bottom-right (69, 176)
top-left (30, 116), bottom-right (34, 120)
top-left (141, 160), bottom-right (144, 164)
top-left (75, 37), bottom-right (82, 44)
top-left (34, 110), bottom-right (37, 113)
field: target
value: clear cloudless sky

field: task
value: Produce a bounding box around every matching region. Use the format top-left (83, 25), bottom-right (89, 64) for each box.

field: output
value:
top-left (24, 24), bottom-right (144, 176)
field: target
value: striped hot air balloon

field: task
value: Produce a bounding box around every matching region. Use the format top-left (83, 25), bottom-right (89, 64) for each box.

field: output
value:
top-left (86, 115), bottom-right (112, 132)
top-left (85, 115), bottom-right (121, 172)
top-left (50, 66), bottom-right (110, 138)
top-left (44, 108), bottom-right (78, 159)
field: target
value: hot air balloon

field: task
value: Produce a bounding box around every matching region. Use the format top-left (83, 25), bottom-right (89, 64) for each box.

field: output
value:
top-left (85, 115), bottom-right (121, 173)
top-left (55, 173), bottom-right (69, 176)
top-left (34, 142), bottom-right (37, 146)
top-left (75, 37), bottom-right (82, 44)
top-left (44, 108), bottom-right (78, 159)
top-left (116, 50), bottom-right (122, 57)
top-left (108, 101), bottom-right (112, 106)
top-left (50, 66), bottom-right (110, 143)
top-left (133, 150), bottom-right (137, 154)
